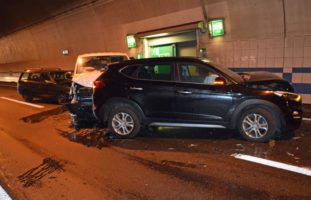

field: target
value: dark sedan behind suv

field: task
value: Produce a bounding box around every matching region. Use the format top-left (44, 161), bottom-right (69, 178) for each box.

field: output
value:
top-left (17, 68), bottom-right (72, 103)
top-left (92, 57), bottom-right (302, 142)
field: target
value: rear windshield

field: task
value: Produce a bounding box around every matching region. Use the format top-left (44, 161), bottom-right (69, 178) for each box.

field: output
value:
top-left (76, 56), bottom-right (128, 74)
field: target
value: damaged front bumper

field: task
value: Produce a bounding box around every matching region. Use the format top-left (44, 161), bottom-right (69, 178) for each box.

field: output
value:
top-left (64, 101), bottom-right (97, 128)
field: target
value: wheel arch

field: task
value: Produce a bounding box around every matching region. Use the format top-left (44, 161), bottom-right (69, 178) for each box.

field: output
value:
top-left (230, 99), bottom-right (285, 131)
top-left (98, 97), bottom-right (146, 124)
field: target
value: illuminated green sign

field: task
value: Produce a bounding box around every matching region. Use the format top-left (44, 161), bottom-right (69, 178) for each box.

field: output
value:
top-left (209, 19), bottom-right (225, 37)
top-left (150, 45), bottom-right (176, 58)
top-left (127, 35), bottom-right (136, 48)
top-left (137, 53), bottom-right (143, 59)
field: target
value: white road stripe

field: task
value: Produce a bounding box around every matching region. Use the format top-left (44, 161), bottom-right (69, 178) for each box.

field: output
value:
top-left (232, 153), bottom-right (311, 177)
top-left (303, 117), bottom-right (311, 122)
top-left (0, 97), bottom-right (44, 109)
top-left (0, 185), bottom-right (12, 200)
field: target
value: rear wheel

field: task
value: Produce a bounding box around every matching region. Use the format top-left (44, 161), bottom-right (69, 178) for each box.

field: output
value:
top-left (108, 104), bottom-right (141, 138)
top-left (22, 94), bottom-right (33, 102)
top-left (57, 94), bottom-right (68, 104)
top-left (238, 107), bottom-right (278, 143)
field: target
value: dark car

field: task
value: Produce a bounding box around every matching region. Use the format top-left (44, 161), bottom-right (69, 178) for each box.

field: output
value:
top-left (92, 57), bottom-right (302, 142)
top-left (17, 68), bottom-right (72, 103)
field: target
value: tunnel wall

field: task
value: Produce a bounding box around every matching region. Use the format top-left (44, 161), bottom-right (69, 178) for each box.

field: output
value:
top-left (0, 0), bottom-right (311, 102)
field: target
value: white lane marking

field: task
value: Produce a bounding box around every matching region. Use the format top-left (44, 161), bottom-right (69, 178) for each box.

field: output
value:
top-left (0, 185), bottom-right (12, 200)
top-left (0, 97), bottom-right (44, 109)
top-left (303, 117), bottom-right (311, 122)
top-left (232, 153), bottom-right (311, 177)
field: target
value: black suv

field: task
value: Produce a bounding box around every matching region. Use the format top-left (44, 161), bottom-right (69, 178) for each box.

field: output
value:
top-left (92, 57), bottom-right (302, 142)
top-left (17, 68), bottom-right (72, 103)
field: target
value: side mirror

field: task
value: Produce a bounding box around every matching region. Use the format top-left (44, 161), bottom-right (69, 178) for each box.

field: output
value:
top-left (213, 77), bottom-right (226, 86)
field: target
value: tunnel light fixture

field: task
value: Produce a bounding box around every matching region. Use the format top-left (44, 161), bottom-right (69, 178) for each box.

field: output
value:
top-left (62, 49), bottom-right (69, 55)
top-left (127, 35), bottom-right (136, 48)
top-left (208, 18), bottom-right (225, 37)
top-left (145, 33), bottom-right (169, 38)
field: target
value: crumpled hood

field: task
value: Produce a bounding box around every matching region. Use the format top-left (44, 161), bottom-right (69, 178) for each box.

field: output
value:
top-left (72, 71), bottom-right (102, 87)
top-left (239, 71), bottom-right (283, 82)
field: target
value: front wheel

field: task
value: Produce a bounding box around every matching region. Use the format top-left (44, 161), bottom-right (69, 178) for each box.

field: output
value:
top-left (238, 107), bottom-right (278, 143)
top-left (108, 105), bottom-right (141, 138)
top-left (22, 94), bottom-right (33, 102)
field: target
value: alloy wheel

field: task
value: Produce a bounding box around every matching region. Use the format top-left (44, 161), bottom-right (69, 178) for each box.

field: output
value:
top-left (111, 112), bottom-right (135, 136)
top-left (242, 113), bottom-right (269, 139)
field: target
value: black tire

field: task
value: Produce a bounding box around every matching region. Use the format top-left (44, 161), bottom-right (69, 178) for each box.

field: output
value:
top-left (107, 104), bottom-right (141, 138)
top-left (57, 94), bottom-right (68, 104)
top-left (238, 107), bottom-right (278, 143)
top-left (22, 94), bottom-right (33, 102)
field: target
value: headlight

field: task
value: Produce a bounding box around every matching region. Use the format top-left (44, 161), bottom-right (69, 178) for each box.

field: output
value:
top-left (273, 91), bottom-right (301, 102)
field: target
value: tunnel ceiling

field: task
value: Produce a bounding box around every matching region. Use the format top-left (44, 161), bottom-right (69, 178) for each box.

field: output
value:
top-left (0, 0), bottom-right (87, 37)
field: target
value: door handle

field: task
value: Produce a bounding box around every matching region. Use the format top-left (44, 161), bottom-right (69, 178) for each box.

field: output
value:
top-left (129, 87), bottom-right (143, 91)
top-left (176, 90), bottom-right (192, 95)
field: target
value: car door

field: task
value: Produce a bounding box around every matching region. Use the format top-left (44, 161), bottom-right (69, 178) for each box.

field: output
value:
top-left (125, 62), bottom-right (176, 120)
top-left (25, 72), bottom-right (44, 97)
top-left (173, 62), bottom-right (233, 123)
top-left (37, 72), bottom-right (56, 98)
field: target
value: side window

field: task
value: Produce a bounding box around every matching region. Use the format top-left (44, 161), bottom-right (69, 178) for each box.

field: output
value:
top-left (41, 73), bottom-right (52, 82)
top-left (29, 73), bottom-right (41, 81)
top-left (178, 63), bottom-right (220, 85)
top-left (121, 65), bottom-right (140, 78)
top-left (137, 63), bottom-right (173, 81)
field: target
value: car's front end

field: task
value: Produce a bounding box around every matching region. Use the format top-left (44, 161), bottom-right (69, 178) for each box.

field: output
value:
top-left (272, 90), bottom-right (302, 131)
top-left (242, 72), bottom-right (303, 132)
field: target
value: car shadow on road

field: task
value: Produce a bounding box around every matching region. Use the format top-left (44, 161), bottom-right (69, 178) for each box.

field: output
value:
top-left (55, 123), bottom-right (302, 161)
top-left (56, 126), bottom-right (251, 153)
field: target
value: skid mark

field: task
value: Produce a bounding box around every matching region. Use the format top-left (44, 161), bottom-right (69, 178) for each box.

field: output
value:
top-left (17, 157), bottom-right (65, 188)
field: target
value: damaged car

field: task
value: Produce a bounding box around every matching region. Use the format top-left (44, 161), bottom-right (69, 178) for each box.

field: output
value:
top-left (92, 57), bottom-right (302, 142)
top-left (17, 68), bottom-right (72, 103)
top-left (66, 52), bottom-right (129, 128)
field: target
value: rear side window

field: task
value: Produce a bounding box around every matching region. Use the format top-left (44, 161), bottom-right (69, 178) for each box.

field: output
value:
top-left (29, 73), bottom-right (42, 81)
top-left (121, 65), bottom-right (140, 78)
top-left (20, 73), bottom-right (29, 81)
top-left (137, 64), bottom-right (173, 81)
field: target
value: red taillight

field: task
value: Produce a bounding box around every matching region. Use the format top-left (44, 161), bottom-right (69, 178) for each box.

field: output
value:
top-left (93, 81), bottom-right (105, 89)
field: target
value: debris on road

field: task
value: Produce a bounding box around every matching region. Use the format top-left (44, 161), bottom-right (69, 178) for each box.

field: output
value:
top-left (188, 144), bottom-right (198, 148)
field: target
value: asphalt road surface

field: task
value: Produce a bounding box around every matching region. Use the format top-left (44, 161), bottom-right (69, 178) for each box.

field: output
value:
top-left (0, 84), bottom-right (310, 200)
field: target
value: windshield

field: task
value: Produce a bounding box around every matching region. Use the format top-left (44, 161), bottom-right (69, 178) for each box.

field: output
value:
top-left (201, 59), bottom-right (244, 83)
top-left (76, 55), bottom-right (128, 74)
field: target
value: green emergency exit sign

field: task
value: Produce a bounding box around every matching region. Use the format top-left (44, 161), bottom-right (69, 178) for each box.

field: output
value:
top-left (209, 19), bottom-right (225, 37)
top-left (127, 35), bottom-right (136, 48)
